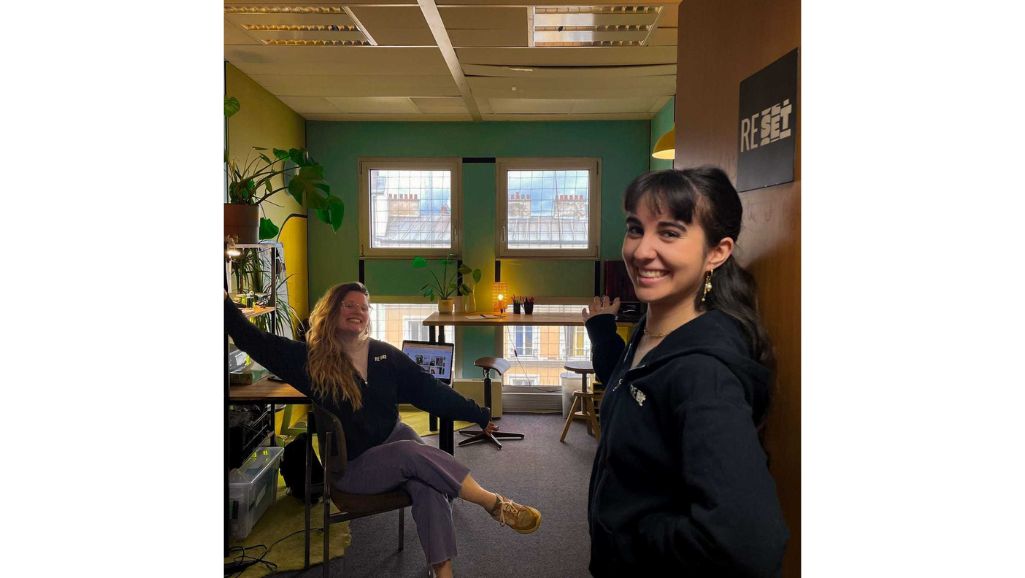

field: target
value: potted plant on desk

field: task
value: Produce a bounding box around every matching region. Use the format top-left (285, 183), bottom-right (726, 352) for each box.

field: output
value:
top-left (412, 254), bottom-right (481, 314)
top-left (224, 96), bottom-right (344, 243)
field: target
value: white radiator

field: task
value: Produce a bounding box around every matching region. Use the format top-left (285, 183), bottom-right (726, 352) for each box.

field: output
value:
top-left (501, 385), bottom-right (562, 414)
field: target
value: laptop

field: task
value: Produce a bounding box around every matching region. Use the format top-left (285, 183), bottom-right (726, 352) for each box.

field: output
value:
top-left (401, 340), bottom-right (455, 384)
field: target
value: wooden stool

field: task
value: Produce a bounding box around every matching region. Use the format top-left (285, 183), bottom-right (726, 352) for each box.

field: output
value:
top-left (560, 361), bottom-right (601, 442)
top-left (458, 357), bottom-right (525, 449)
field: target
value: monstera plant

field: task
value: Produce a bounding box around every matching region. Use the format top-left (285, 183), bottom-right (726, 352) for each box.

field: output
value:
top-left (224, 96), bottom-right (344, 241)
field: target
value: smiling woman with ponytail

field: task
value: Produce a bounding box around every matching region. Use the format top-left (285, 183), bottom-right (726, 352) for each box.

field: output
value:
top-left (582, 167), bottom-right (788, 577)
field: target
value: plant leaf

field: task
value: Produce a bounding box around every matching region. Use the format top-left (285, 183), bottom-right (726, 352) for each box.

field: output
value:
top-left (298, 165), bottom-right (324, 181)
top-left (412, 256), bottom-right (428, 268)
top-left (289, 148), bottom-right (305, 166)
top-left (258, 218), bottom-right (280, 240)
top-left (287, 178), bottom-right (304, 205)
top-left (224, 96), bottom-right (240, 118)
top-left (472, 269), bottom-right (482, 283)
top-left (273, 148), bottom-right (290, 160)
top-left (325, 197), bottom-right (344, 230)
top-left (458, 264), bottom-right (471, 275)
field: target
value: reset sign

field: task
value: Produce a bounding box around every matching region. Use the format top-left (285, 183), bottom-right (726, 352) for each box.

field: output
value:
top-left (737, 48), bottom-right (799, 192)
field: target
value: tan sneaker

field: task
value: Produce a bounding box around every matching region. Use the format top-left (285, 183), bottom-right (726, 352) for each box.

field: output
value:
top-left (489, 493), bottom-right (541, 534)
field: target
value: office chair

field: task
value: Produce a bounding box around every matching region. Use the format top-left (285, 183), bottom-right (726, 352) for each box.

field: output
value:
top-left (304, 405), bottom-right (413, 577)
top-left (458, 357), bottom-right (525, 449)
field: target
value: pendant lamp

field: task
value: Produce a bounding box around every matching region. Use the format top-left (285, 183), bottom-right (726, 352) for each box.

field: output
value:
top-left (652, 127), bottom-right (675, 160)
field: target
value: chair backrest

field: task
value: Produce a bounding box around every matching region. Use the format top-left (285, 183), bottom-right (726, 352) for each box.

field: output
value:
top-left (312, 405), bottom-right (348, 481)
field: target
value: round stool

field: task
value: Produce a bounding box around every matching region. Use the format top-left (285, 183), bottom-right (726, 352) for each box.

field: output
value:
top-left (560, 361), bottom-right (601, 442)
top-left (458, 357), bottom-right (525, 449)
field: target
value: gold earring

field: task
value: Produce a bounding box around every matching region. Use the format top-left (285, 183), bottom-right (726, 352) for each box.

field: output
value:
top-left (701, 269), bottom-right (714, 302)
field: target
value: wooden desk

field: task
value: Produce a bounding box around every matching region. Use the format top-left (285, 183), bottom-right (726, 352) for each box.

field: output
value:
top-left (421, 312), bottom-right (632, 452)
top-left (422, 311), bottom-right (634, 328)
top-left (229, 378), bottom-right (308, 404)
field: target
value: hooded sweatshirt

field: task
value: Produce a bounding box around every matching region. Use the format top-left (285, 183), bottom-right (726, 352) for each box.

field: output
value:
top-left (225, 297), bottom-right (490, 461)
top-left (584, 310), bottom-right (788, 577)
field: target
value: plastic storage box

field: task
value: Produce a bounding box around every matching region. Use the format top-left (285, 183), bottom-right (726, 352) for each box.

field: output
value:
top-left (229, 446), bottom-right (284, 541)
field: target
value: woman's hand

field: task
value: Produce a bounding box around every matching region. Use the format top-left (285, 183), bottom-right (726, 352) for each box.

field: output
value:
top-left (582, 295), bottom-right (620, 321)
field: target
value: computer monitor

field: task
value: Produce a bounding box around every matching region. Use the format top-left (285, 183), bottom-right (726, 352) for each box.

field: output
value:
top-left (401, 340), bottom-right (455, 384)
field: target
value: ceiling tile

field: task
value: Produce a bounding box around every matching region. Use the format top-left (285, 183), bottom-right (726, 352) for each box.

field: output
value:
top-left (276, 96), bottom-right (339, 115)
top-left (410, 97), bottom-right (470, 114)
top-left (249, 74), bottom-right (459, 97)
top-left (323, 96), bottom-right (421, 114)
top-left (348, 6), bottom-right (437, 46)
top-left (225, 46), bottom-right (451, 75)
top-left (456, 46), bottom-right (678, 66)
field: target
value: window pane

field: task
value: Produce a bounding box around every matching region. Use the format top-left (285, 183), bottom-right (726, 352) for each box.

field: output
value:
top-left (502, 304), bottom-right (591, 387)
top-left (506, 169), bottom-right (589, 250)
top-left (368, 303), bottom-right (452, 351)
top-left (370, 169), bottom-right (452, 249)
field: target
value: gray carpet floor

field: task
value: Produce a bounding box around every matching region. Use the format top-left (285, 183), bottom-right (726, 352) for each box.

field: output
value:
top-left (277, 413), bottom-right (599, 578)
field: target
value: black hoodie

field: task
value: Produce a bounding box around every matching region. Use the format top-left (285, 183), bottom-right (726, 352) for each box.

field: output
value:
top-left (225, 297), bottom-right (490, 461)
top-left (584, 310), bottom-right (788, 577)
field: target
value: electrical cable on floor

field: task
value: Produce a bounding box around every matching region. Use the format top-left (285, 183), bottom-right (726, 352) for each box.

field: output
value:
top-left (224, 527), bottom-right (325, 577)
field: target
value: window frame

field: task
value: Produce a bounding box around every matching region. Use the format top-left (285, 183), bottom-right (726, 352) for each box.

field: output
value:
top-left (511, 325), bottom-right (541, 358)
top-left (358, 157), bottom-right (463, 259)
top-left (495, 157), bottom-right (601, 259)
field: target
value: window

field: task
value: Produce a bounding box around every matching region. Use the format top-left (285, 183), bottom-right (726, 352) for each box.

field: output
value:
top-left (359, 158), bottom-right (462, 258)
top-left (501, 303), bottom-right (592, 387)
top-left (368, 303), bottom-right (452, 350)
top-left (569, 327), bottom-right (591, 360)
top-left (511, 326), bottom-right (540, 358)
top-left (403, 316), bottom-right (431, 342)
top-left (496, 158), bottom-right (600, 258)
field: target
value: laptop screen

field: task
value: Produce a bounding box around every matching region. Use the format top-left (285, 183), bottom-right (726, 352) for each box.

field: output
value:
top-left (401, 340), bottom-right (454, 383)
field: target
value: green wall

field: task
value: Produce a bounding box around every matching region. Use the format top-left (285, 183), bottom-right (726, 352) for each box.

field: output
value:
top-left (650, 97), bottom-right (675, 171)
top-left (305, 120), bottom-right (650, 375)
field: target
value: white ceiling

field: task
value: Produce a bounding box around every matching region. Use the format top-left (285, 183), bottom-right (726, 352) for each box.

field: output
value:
top-left (224, 0), bottom-right (679, 121)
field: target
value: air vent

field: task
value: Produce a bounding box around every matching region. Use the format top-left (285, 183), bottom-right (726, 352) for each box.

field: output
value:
top-left (265, 39), bottom-right (371, 46)
top-left (242, 24), bottom-right (360, 32)
top-left (534, 6), bottom-right (654, 14)
top-left (531, 5), bottom-right (661, 47)
top-left (225, 6), bottom-right (345, 14)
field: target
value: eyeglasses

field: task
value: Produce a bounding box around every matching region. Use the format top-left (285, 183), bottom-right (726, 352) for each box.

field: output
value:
top-left (341, 302), bottom-right (372, 313)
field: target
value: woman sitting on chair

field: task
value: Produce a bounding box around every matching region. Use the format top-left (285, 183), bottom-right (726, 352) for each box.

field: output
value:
top-left (225, 281), bottom-right (541, 578)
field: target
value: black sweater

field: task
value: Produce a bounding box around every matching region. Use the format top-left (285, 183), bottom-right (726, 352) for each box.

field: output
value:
top-left (585, 311), bottom-right (788, 578)
top-left (225, 298), bottom-right (490, 461)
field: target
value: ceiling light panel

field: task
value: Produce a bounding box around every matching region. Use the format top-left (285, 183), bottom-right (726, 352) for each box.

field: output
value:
top-left (225, 6), bottom-right (368, 45)
top-left (531, 5), bottom-right (661, 47)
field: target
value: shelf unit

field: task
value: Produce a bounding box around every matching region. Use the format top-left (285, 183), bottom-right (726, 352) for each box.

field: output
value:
top-left (224, 242), bottom-right (281, 554)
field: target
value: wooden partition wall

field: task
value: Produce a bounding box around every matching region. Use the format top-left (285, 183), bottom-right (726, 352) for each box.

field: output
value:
top-left (674, 1), bottom-right (802, 575)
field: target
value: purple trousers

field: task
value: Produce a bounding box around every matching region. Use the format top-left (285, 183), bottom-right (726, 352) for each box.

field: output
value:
top-left (336, 420), bottom-right (470, 565)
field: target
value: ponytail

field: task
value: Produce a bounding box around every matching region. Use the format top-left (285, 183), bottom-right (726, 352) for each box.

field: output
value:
top-left (698, 255), bottom-right (775, 371)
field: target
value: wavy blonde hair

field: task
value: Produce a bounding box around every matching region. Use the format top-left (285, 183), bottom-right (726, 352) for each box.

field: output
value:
top-left (306, 282), bottom-right (370, 410)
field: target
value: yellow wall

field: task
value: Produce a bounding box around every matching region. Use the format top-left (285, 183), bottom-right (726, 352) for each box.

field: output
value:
top-left (225, 62), bottom-right (310, 318)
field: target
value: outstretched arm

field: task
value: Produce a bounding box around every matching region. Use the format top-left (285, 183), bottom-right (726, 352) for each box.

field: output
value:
top-left (392, 351), bottom-right (490, 428)
top-left (225, 295), bottom-right (309, 388)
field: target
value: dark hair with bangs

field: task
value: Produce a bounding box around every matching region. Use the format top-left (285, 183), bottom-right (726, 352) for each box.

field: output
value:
top-left (623, 167), bottom-right (775, 372)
